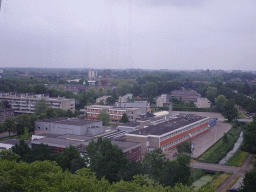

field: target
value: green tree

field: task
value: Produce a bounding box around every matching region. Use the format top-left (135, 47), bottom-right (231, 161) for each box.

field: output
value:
top-left (31, 143), bottom-right (55, 162)
top-left (15, 114), bottom-right (30, 135)
top-left (0, 149), bottom-right (19, 161)
top-left (104, 86), bottom-right (112, 95)
top-left (223, 133), bottom-right (228, 143)
top-left (28, 114), bottom-right (37, 133)
top-left (49, 85), bottom-right (59, 97)
top-left (98, 110), bottom-right (110, 126)
top-left (222, 100), bottom-right (238, 122)
top-left (98, 100), bottom-right (104, 105)
top-left (215, 95), bottom-right (228, 112)
top-left (11, 140), bottom-right (32, 162)
top-left (33, 84), bottom-right (48, 94)
top-left (98, 86), bottom-right (104, 97)
top-left (177, 141), bottom-right (192, 155)
top-left (242, 119), bottom-right (256, 154)
top-left (86, 137), bottom-right (128, 183)
top-left (38, 113), bottom-right (46, 120)
top-left (239, 164), bottom-right (256, 192)
top-left (45, 107), bottom-right (57, 119)
top-left (56, 145), bottom-right (85, 173)
top-left (143, 148), bottom-right (166, 182)
top-left (35, 99), bottom-right (49, 116)
top-left (117, 81), bottom-right (132, 96)
top-left (3, 117), bottom-right (16, 137)
top-left (206, 86), bottom-right (217, 104)
top-left (141, 82), bottom-right (158, 98)
top-left (120, 113), bottom-right (129, 123)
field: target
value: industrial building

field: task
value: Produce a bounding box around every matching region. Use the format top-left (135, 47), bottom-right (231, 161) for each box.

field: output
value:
top-left (35, 118), bottom-right (103, 136)
top-left (0, 92), bottom-right (75, 114)
top-left (125, 114), bottom-right (210, 157)
top-left (31, 132), bottom-right (141, 161)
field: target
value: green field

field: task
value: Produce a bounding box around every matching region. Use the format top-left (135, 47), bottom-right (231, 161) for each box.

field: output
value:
top-left (226, 148), bottom-right (249, 167)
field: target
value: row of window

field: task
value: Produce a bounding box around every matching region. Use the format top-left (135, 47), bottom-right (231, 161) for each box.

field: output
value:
top-left (160, 126), bottom-right (209, 151)
top-left (160, 119), bottom-right (208, 142)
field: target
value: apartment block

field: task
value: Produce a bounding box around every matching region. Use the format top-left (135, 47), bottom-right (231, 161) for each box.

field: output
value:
top-left (0, 92), bottom-right (75, 114)
top-left (85, 105), bottom-right (141, 123)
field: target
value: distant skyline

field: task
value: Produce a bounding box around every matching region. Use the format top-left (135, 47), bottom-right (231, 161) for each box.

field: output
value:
top-left (1, 0), bottom-right (256, 70)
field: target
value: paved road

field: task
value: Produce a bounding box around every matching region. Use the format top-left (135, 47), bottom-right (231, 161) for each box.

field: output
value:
top-left (190, 162), bottom-right (240, 173)
top-left (218, 118), bottom-right (253, 123)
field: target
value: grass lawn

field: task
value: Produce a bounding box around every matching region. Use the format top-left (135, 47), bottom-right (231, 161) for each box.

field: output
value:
top-left (236, 108), bottom-right (249, 119)
top-left (226, 148), bottom-right (249, 167)
top-left (220, 174), bottom-right (241, 192)
top-left (198, 126), bottom-right (242, 164)
top-left (204, 172), bottom-right (232, 191)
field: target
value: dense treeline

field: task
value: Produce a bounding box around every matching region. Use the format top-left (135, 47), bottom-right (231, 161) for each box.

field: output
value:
top-left (1, 70), bottom-right (256, 112)
top-left (0, 137), bottom-right (215, 191)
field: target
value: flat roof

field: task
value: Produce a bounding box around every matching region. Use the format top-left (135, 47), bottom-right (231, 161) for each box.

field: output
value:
top-left (128, 114), bottom-right (207, 136)
top-left (0, 139), bottom-right (20, 145)
top-left (37, 118), bottom-right (100, 126)
top-left (31, 133), bottom-right (140, 151)
top-left (86, 105), bottom-right (113, 109)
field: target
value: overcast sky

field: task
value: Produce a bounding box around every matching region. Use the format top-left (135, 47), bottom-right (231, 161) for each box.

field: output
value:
top-left (0, 0), bottom-right (256, 70)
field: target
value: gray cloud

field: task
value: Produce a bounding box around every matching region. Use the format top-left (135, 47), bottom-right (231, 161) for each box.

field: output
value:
top-left (0, 0), bottom-right (256, 70)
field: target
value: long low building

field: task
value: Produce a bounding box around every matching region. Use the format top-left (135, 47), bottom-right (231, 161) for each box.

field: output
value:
top-left (31, 132), bottom-right (141, 161)
top-left (125, 114), bottom-right (210, 157)
top-left (35, 118), bottom-right (104, 136)
top-left (0, 92), bottom-right (75, 114)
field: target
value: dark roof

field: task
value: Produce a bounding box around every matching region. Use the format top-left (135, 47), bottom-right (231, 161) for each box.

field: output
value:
top-left (120, 121), bottom-right (140, 127)
top-left (0, 139), bottom-right (20, 145)
top-left (31, 133), bottom-right (140, 152)
top-left (128, 114), bottom-right (206, 136)
top-left (37, 118), bottom-right (99, 126)
top-left (0, 139), bottom-right (30, 145)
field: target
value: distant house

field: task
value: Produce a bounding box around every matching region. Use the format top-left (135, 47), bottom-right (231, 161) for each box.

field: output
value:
top-left (118, 94), bottom-right (133, 102)
top-left (96, 95), bottom-right (111, 104)
top-left (170, 90), bottom-right (201, 102)
top-left (156, 94), bottom-right (170, 107)
top-left (196, 98), bottom-right (211, 108)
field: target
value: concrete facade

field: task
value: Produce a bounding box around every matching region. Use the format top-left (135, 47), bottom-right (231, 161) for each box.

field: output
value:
top-left (85, 105), bottom-right (143, 123)
top-left (0, 92), bottom-right (75, 114)
top-left (35, 118), bottom-right (103, 136)
top-left (196, 97), bottom-right (211, 108)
